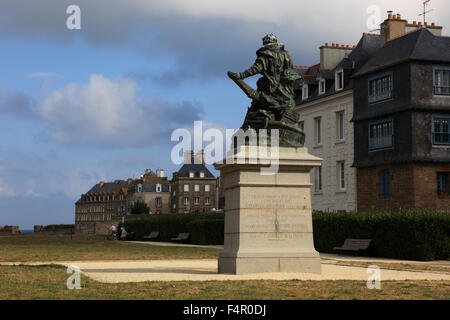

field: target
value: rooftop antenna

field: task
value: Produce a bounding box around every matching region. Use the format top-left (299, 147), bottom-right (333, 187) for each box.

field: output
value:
top-left (419, 0), bottom-right (433, 24)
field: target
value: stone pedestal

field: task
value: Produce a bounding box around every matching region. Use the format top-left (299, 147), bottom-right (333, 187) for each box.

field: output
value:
top-left (214, 146), bottom-right (322, 274)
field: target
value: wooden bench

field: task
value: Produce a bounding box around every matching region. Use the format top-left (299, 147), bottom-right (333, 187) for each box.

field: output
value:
top-left (171, 233), bottom-right (190, 243)
top-left (143, 232), bottom-right (160, 241)
top-left (333, 239), bottom-right (372, 255)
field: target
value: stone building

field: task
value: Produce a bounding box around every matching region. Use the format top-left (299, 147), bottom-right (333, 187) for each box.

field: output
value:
top-left (294, 32), bottom-right (381, 211)
top-left (171, 150), bottom-right (217, 213)
top-left (75, 179), bottom-right (137, 234)
top-left (295, 12), bottom-right (448, 212)
top-left (0, 225), bottom-right (20, 234)
top-left (352, 15), bottom-right (449, 211)
top-left (132, 169), bottom-right (171, 214)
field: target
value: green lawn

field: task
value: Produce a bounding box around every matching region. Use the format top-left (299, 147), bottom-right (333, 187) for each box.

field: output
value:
top-left (0, 235), bottom-right (220, 262)
top-left (0, 264), bottom-right (449, 300)
top-left (1, 235), bottom-right (449, 300)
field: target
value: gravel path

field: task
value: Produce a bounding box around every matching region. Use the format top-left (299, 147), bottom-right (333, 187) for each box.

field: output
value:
top-left (3, 259), bottom-right (449, 283)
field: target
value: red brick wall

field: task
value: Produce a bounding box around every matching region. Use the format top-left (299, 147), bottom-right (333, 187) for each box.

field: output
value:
top-left (412, 164), bottom-right (450, 210)
top-left (357, 163), bottom-right (450, 212)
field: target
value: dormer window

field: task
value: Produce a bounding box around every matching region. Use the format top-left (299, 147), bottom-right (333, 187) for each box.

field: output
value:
top-left (137, 184), bottom-right (143, 193)
top-left (302, 85), bottom-right (309, 100)
top-left (200, 172), bottom-right (205, 178)
top-left (189, 171), bottom-right (194, 178)
top-left (335, 70), bottom-right (344, 91)
top-left (156, 184), bottom-right (162, 193)
top-left (319, 79), bottom-right (326, 95)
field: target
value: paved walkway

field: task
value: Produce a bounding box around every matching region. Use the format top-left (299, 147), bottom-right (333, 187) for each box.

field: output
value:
top-left (2, 258), bottom-right (449, 283)
top-left (129, 241), bottom-right (450, 267)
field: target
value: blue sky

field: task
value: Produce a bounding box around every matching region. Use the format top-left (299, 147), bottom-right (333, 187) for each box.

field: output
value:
top-left (1, 0), bottom-right (448, 229)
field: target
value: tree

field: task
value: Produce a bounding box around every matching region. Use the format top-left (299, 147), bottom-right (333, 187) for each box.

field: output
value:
top-left (131, 201), bottom-right (150, 215)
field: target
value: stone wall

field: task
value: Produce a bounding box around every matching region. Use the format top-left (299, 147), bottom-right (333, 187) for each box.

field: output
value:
top-left (0, 226), bottom-right (20, 234)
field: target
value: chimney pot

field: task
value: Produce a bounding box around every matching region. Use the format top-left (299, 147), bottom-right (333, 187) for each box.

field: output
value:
top-left (413, 21), bottom-right (416, 25)
top-left (332, 43), bottom-right (335, 47)
top-left (432, 22), bottom-right (435, 26)
top-left (353, 45), bottom-right (356, 49)
top-left (388, 13), bottom-right (392, 19)
top-left (325, 42), bottom-right (329, 46)
top-left (425, 22), bottom-right (428, 26)
top-left (419, 21), bottom-right (422, 25)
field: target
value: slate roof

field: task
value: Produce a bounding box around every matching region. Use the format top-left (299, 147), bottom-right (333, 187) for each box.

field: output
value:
top-left (296, 34), bottom-right (382, 105)
top-left (175, 164), bottom-right (215, 179)
top-left (140, 182), bottom-right (170, 193)
top-left (86, 180), bottom-right (133, 194)
top-left (353, 28), bottom-right (450, 78)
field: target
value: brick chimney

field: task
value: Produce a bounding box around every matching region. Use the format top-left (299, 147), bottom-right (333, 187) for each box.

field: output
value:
top-left (320, 43), bottom-right (353, 69)
top-left (406, 20), bottom-right (443, 36)
top-left (380, 12), bottom-right (407, 45)
top-left (194, 149), bottom-right (205, 165)
top-left (183, 150), bottom-right (194, 164)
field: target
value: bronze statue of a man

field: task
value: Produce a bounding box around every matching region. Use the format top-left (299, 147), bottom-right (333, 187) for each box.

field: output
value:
top-left (228, 34), bottom-right (300, 110)
top-left (227, 34), bottom-right (304, 147)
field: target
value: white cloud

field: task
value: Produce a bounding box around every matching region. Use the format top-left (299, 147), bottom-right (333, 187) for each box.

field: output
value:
top-left (39, 74), bottom-right (204, 147)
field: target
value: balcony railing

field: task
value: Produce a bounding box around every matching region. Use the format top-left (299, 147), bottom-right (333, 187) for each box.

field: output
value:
top-left (433, 86), bottom-right (450, 95)
top-left (369, 135), bottom-right (394, 150)
top-left (368, 90), bottom-right (392, 104)
top-left (433, 132), bottom-right (450, 145)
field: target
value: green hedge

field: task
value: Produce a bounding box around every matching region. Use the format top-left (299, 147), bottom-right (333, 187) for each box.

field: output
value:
top-left (123, 213), bottom-right (224, 243)
top-left (122, 210), bottom-right (449, 261)
top-left (187, 219), bottom-right (224, 245)
top-left (312, 210), bottom-right (450, 261)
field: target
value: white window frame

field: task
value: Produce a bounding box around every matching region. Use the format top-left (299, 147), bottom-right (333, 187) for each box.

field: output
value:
top-left (184, 184), bottom-right (189, 192)
top-left (319, 78), bottom-right (326, 95)
top-left (314, 166), bottom-right (322, 193)
top-left (205, 184), bottom-right (210, 192)
top-left (205, 197), bottom-right (211, 205)
top-left (335, 69), bottom-right (344, 91)
top-left (336, 111), bottom-right (345, 141)
top-left (302, 84), bottom-right (309, 100)
top-left (337, 161), bottom-right (346, 191)
top-left (155, 197), bottom-right (162, 208)
top-left (156, 183), bottom-right (162, 193)
top-left (189, 171), bottom-right (194, 178)
top-left (194, 197), bottom-right (200, 205)
top-left (194, 184), bottom-right (200, 192)
top-left (200, 172), bottom-right (205, 178)
top-left (314, 117), bottom-right (322, 146)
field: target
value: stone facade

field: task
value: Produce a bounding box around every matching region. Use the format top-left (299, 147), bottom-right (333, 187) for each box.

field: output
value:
top-left (353, 18), bottom-right (450, 212)
top-left (171, 150), bottom-right (217, 213)
top-left (133, 170), bottom-right (171, 214)
top-left (75, 179), bottom-right (136, 234)
top-left (296, 90), bottom-right (356, 211)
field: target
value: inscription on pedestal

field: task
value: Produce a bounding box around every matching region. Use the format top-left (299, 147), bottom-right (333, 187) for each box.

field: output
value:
top-left (242, 192), bottom-right (306, 209)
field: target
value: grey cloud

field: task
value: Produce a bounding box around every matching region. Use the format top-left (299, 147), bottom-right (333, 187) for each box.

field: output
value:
top-left (0, 89), bottom-right (37, 119)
